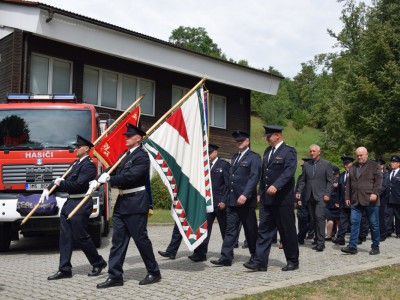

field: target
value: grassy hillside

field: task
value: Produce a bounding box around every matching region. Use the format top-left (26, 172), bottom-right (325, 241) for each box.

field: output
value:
top-left (250, 116), bottom-right (321, 178)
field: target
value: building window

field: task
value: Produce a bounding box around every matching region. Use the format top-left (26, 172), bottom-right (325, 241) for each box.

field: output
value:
top-left (209, 94), bottom-right (226, 128)
top-left (171, 86), bottom-right (226, 129)
top-left (30, 54), bottom-right (72, 94)
top-left (83, 66), bottom-right (155, 115)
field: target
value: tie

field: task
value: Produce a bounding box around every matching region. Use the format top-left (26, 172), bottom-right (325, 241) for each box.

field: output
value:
top-left (234, 153), bottom-right (241, 166)
top-left (356, 166), bottom-right (362, 178)
top-left (345, 172), bottom-right (349, 183)
top-left (391, 170), bottom-right (395, 181)
top-left (312, 161), bottom-right (317, 177)
top-left (210, 162), bottom-right (214, 170)
top-left (268, 147), bottom-right (275, 163)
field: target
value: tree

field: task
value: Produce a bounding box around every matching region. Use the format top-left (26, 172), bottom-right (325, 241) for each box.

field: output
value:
top-left (326, 0), bottom-right (400, 155)
top-left (169, 26), bottom-right (226, 59)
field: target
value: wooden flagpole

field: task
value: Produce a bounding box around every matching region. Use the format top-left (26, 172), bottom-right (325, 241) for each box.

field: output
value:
top-left (67, 78), bottom-right (206, 220)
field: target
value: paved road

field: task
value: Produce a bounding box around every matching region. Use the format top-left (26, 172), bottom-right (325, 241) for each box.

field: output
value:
top-left (1, 223), bottom-right (400, 299)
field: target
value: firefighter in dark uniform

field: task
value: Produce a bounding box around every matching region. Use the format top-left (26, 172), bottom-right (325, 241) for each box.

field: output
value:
top-left (158, 144), bottom-right (230, 261)
top-left (210, 131), bottom-right (261, 266)
top-left (95, 123), bottom-right (161, 288)
top-left (243, 125), bottom-right (299, 272)
top-left (47, 135), bottom-right (107, 280)
top-left (387, 155), bottom-right (400, 238)
top-left (189, 143), bottom-right (230, 261)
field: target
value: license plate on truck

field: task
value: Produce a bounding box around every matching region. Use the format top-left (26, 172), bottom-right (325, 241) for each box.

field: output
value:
top-left (25, 183), bottom-right (50, 191)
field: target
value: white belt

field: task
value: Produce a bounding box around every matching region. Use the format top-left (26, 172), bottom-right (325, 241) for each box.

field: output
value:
top-left (68, 193), bottom-right (87, 199)
top-left (118, 186), bottom-right (145, 196)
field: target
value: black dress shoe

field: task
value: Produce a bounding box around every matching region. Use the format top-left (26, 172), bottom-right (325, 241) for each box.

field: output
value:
top-left (158, 250), bottom-right (176, 259)
top-left (210, 258), bottom-right (231, 266)
top-left (243, 261), bottom-right (267, 271)
top-left (341, 245), bottom-right (358, 254)
top-left (332, 238), bottom-right (345, 245)
top-left (234, 243), bottom-right (239, 248)
top-left (298, 239), bottom-right (304, 245)
top-left (97, 277), bottom-right (124, 289)
top-left (139, 274), bottom-right (161, 285)
top-left (47, 271), bottom-right (72, 280)
top-left (312, 245), bottom-right (325, 252)
top-left (242, 240), bottom-right (248, 249)
top-left (305, 234), bottom-right (314, 240)
top-left (188, 254), bottom-right (206, 262)
top-left (88, 261), bottom-right (107, 277)
top-left (311, 240), bottom-right (317, 245)
top-left (369, 248), bottom-right (380, 255)
top-left (282, 263), bottom-right (299, 271)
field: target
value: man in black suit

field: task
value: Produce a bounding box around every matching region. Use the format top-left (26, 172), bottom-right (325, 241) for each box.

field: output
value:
top-left (96, 123), bottom-right (161, 288)
top-left (387, 155), bottom-right (400, 238)
top-left (47, 135), bottom-right (107, 280)
top-left (332, 156), bottom-right (354, 245)
top-left (210, 131), bottom-right (261, 266)
top-left (158, 144), bottom-right (230, 261)
top-left (296, 144), bottom-right (333, 252)
top-left (243, 125), bottom-right (299, 272)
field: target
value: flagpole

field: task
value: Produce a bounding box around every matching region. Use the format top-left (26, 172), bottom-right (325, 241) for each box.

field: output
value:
top-left (67, 78), bottom-right (206, 220)
top-left (21, 165), bottom-right (74, 224)
top-left (93, 95), bottom-right (144, 146)
top-left (143, 78), bottom-right (206, 139)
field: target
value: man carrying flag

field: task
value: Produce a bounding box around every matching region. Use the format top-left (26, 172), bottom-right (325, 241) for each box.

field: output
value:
top-left (47, 135), bottom-right (107, 280)
top-left (92, 123), bottom-right (161, 288)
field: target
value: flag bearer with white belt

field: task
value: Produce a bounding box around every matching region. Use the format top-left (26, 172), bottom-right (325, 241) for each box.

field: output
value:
top-left (47, 135), bottom-right (107, 280)
top-left (93, 123), bottom-right (161, 288)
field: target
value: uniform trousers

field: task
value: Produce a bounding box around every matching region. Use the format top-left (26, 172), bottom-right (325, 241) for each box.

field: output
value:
top-left (254, 204), bottom-right (299, 268)
top-left (220, 206), bottom-right (258, 263)
top-left (194, 208), bottom-right (227, 258)
top-left (59, 204), bottom-right (105, 273)
top-left (108, 210), bottom-right (160, 280)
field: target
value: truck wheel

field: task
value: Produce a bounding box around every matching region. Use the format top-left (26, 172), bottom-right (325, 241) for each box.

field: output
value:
top-left (0, 223), bottom-right (12, 252)
top-left (88, 222), bottom-right (102, 248)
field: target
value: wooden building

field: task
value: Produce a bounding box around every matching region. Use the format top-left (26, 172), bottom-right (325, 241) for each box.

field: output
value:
top-left (0, 0), bottom-right (282, 158)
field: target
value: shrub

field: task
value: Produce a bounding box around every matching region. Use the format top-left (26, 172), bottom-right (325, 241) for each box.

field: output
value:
top-left (150, 172), bottom-right (171, 209)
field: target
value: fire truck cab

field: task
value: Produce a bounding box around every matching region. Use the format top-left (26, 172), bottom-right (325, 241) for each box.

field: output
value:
top-left (0, 94), bottom-right (112, 251)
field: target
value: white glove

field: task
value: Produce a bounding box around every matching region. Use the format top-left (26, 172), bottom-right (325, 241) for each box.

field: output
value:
top-left (86, 180), bottom-right (98, 196)
top-left (39, 188), bottom-right (49, 204)
top-left (54, 177), bottom-right (64, 186)
top-left (98, 173), bottom-right (110, 184)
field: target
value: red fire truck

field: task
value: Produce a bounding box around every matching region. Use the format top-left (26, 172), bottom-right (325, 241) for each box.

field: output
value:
top-left (0, 94), bottom-right (112, 251)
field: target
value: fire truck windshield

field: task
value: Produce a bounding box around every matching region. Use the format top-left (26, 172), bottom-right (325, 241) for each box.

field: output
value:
top-left (0, 109), bottom-right (92, 150)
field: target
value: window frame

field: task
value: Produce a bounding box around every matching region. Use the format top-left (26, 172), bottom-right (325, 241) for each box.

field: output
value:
top-left (83, 65), bottom-right (155, 116)
top-left (30, 53), bottom-right (73, 94)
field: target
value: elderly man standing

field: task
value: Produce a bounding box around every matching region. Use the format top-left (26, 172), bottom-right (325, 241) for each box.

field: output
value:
top-left (296, 144), bottom-right (333, 252)
top-left (341, 147), bottom-right (382, 255)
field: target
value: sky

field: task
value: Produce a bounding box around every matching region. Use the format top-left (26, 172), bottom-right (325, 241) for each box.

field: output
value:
top-left (35, 0), bottom-right (371, 78)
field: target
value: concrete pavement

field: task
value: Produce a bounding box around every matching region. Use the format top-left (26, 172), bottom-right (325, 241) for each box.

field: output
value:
top-left (1, 223), bottom-right (400, 299)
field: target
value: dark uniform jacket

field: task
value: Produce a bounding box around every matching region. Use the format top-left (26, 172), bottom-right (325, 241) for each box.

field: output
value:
top-left (297, 158), bottom-right (333, 202)
top-left (388, 170), bottom-right (400, 205)
top-left (258, 143), bottom-right (297, 206)
top-left (211, 158), bottom-right (230, 207)
top-left (346, 159), bottom-right (382, 206)
top-left (51, 156), bottom-right (97, 216)
top-left (110, 146), bottom-right (150, 214)
top-left (227, 149), bottom-right (261, 208)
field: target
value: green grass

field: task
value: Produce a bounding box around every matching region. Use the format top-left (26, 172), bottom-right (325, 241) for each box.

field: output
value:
top-left (236, 264), bottom-right (400, 300)
top-left (149, 209), bottom-right (174, 223)
top-left (251, 116), bottom-right (321, 178)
